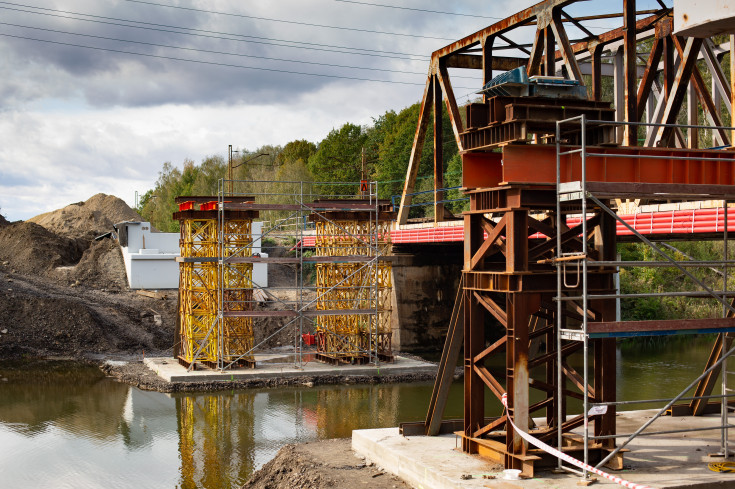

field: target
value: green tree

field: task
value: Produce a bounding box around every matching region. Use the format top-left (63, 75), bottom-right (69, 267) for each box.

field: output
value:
top-left (308, 123), bottom-right (367, 197)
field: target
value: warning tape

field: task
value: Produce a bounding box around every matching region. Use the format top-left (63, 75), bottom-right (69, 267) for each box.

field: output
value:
top-left (500, 393), bottom-right (657, 489)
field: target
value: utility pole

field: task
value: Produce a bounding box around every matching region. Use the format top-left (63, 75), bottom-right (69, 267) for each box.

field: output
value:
top-left (360, 147), bottom-right (367, 198)
top-left (227, 144), bottom-right (236, 195)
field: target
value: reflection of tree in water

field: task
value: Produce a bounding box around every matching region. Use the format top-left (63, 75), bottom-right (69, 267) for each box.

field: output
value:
top-left (176, 392), bottom-right (255, 489)
top-left (0, 361), bottom-right (128, 439)
top-left (312, 385), bottom-right (401, 439)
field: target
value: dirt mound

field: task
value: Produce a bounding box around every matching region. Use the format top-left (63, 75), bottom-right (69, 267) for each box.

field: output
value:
top-left (0, 213), bottom-right (8, 226)
top-left (29, 193), bottom-right (142, 238)
top-left (241, 439), bottom-right (409, 489)
top-left (0, 221), bottom-right (85, 275)
top-left (54, 238), bottom-right (129, 289)
top-left (0, 271), bottom-right (176, 359)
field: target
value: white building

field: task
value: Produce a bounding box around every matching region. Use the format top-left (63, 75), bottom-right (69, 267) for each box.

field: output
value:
top-left (115, 221), bottom-right (267, 290)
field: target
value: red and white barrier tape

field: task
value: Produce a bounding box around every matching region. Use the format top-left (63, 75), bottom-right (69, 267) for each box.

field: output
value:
top-left (500, 393), bottom-right (656, 489)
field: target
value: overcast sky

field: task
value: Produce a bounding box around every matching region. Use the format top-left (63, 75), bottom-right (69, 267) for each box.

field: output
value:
top-left (0, 0), bottom-right (656, 220)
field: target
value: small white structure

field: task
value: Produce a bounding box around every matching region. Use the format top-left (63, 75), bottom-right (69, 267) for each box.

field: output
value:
top-left (674, 0), bottom-right (735, 37)
top-left (116, 221), bottom-right (267, 290)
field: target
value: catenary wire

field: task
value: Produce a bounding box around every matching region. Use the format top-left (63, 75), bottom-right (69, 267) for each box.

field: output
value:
top-left (0, 2), bottom-right (432, 60)
top-left (0, 32), bottom-right (478, 89)
top-left (120, 0), bottom-right (457, 41)
top-left (0, 20), bottom-right (482, 77)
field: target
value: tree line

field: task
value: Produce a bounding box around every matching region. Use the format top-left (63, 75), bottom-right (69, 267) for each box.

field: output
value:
top-left (137, 102), bottom-right (462, 232)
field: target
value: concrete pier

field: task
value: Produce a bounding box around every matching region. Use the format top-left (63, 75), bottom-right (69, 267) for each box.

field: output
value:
top-left (353, 409), bottom-right (735, 489)
top-left (144, 353), bottom-right (437, 383)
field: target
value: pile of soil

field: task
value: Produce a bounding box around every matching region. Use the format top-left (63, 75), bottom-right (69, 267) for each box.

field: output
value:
top-left (241, 439), bottom-right (409, 489)
top-left (0, 221), bottom-right (86, 276)
top-left (0, 268), bottom-right (176, 359)
top-left (28, 193), bottom-right (142, 239)
top-left (0, 213), bottom-right (8, 226)
top-left (0, 194), bottom-right (176, 359)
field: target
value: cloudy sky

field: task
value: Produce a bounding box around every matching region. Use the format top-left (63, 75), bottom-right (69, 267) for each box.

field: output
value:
top-left (0, 0), bottom-right (656, 220)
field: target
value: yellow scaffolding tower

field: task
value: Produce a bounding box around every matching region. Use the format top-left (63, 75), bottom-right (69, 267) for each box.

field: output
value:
top-left (313, 212), bottom-right (394, 363)
top-left (175, 198), bottom-right (257, 370)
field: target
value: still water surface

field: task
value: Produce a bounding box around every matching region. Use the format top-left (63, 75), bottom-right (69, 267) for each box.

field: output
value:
top-left (0, 338), bottom-right (718, 488)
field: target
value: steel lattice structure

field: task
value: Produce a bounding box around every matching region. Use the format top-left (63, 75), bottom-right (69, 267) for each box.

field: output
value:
top-left (313, 217), bottom-right (394, 363)
top-left (396, 0), bottom-right (735, 480)
top-left (174, 197), bottom-right (258, 370)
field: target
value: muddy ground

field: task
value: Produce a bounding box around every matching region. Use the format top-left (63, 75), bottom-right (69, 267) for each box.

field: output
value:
top-left (241, 438), bottom-right (410, 489)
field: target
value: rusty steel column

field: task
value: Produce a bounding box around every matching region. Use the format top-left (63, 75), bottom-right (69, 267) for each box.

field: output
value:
top-left (623, 0), bottom-right (638, 146)
top-left (731, 35), bottom-right (735, 147)
top-left (433, 74), bottom-right (445, 223)
top-left (463, 213), bottom-right (484, 453)
top-left (506, 293), bottom-right (531, 469)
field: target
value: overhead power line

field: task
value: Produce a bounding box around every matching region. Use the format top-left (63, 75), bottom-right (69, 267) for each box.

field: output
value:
top-left (0, 20), bottom-right (475, 78)
top-left (0, 21), bottom-right (460, 76)
top-left (121, 0), bottom-right (456, 41)
top-left (0, 31), bottom-right (478, 90)
top-left (333, 0), bottom-right (504, 20)
top-left (0, 2), bottom-right (431, 60)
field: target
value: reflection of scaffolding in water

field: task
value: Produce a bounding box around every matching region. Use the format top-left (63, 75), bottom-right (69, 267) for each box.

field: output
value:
top-left (176, 394), bottom-right (255, 488)
top-left (174, 197), bottom-right (258, 370)
top-left (312, 206), bottom-right (394, 363)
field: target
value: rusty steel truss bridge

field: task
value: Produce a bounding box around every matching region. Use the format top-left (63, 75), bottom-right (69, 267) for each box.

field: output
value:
top-left (394, 0), bottom-right (735, 481)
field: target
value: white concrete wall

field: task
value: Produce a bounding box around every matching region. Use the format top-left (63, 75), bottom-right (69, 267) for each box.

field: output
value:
top-left (119, 220), bottom-right (267, 289)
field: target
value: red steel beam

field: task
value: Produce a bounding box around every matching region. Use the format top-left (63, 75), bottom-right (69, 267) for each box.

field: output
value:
top-left (464, 145), bottom-right (735, 188)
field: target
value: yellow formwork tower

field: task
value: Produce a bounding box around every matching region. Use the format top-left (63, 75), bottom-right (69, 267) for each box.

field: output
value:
top-left (178, 216), bottom-right (219, 366)
top-left (220, 218), bottom-right (255, 367)
top-left (175, 198), bottom-right (257, 369)
top-left (313, 206), bottom-right (394, 363)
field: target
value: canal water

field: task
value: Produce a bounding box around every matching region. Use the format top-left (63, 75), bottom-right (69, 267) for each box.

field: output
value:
top-left (0, 337), bottom-right (721, 489)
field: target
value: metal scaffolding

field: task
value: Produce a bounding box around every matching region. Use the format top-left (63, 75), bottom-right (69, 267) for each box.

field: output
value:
top-left (312, 210), bottom-right (394, 364)
top-left (555, 115), bottom-right (735, 478)
top-left (174, 180), bottom-right (395, 371)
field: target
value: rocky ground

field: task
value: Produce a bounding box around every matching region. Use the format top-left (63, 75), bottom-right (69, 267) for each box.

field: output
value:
top-left (241, 439), bottom-right (411, 489)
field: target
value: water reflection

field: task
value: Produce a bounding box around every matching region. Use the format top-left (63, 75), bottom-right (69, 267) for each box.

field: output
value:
top-left (0, 339), bottom-right (721, 488)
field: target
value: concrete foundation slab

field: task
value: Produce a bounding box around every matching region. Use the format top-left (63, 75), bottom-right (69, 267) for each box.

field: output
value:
top-left (144, 353), bottom-right (437, 383)
top-left (353, 410), bottom-right (735, 489)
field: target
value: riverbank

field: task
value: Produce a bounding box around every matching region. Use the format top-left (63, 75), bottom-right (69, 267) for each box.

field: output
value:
top-left (241, 438), bottom-right (411, 489)
top-left (102, 354), bottom-right (445, 393)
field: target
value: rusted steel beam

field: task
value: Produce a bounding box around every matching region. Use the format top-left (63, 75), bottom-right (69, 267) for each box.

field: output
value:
top-left (589, 42), bottom-right (603, 101)
top-left (701, 39), bottom-right (732, 107)
top-left (672, 35), bottom-right (730, 146)
top-left (397, 75), bottom-right (433, 225)
top-left (474, 335), bottom-right (508, 364)
top-left (464, 287), bottom-right (485, 453)
top-left (437, 59), bottom-right (464, 149)
top-left (474, 291), bottom-right (509, 326)
top-left (586, 318), bottom-right (735, 338)
top-left (551, 8), bottom-right (583, 82)
top-left (471, 214), bottom-right (507, 270)
top-left (544, 26), bottom-right (556, 76)
top-left (506, 293), bottom-right (532, 467)
top-left (431, 0), bottom-right (574, 60)
top-left (482, 37), bottom-right (494, 89)
top-left (690, 332), bottom-right (735, 416)
top-left (623, 0), bottom-right (637, 145)
top-left (500, 143), bottom-right (735, 187)
top-left (433, 74), bottom-right (445, 223)
top-left (426, 281), bottom-right (465, 436)
top-left (527, 27), bottom-right (545, 76)
top-left (653, 37), bottom-right (705, 146)
top-left (562, 13), bottom-right (663, 57)
top-left (636, 36), bottom-right (663, 117)
top-left (446, 54), bottom-right (526, 71)
top-left (732, 35), bottom-right (735, 147)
